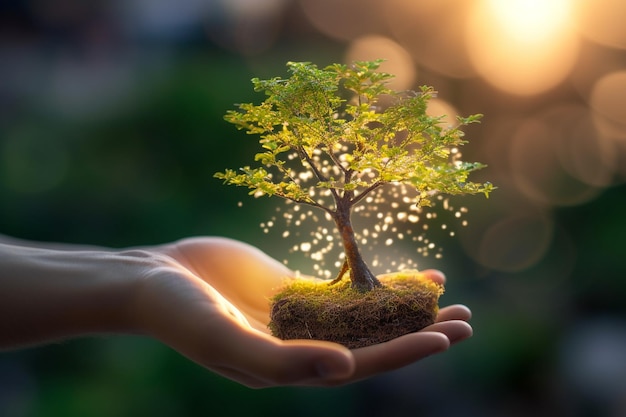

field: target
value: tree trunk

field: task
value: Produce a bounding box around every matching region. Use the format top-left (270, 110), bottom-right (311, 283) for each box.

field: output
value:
top-left (334, 202), bottom-right (381, 292)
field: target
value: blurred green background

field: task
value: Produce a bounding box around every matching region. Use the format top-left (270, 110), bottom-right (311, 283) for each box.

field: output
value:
top-left (1, 1), bottom-right (626, 416)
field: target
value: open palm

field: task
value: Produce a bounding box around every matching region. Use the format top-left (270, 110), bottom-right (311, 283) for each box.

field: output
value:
top-left (133, 237), bottom-right (472, 388)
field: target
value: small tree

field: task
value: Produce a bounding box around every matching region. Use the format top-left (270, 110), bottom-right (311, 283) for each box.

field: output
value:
top-left (216, 60), bottom-right (493, 292)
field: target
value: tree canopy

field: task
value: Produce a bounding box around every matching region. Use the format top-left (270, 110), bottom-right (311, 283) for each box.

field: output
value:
top-left (215, 60), bottom-right (493, 217)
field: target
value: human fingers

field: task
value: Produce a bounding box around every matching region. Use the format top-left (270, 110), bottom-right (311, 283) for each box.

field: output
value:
top-left (209, 330), bottom-right (356, 388)
top-left (306, 320), bottom-right (472, 386)
top-left (252, 319), bottom-right (471, 386)
top-left (421, 320), bottom-right (473, 345)
top-left (137, 272), bottom-right (355, 388)
top-left (320, 332), bottom-right (449, 385)
top-left (151, 306), bottom-right (357, 388)
top-left (436, 304), bottom-right (472, 322)
top-left (419, 269), bottom-right (446, 285)
top-left (205, 339), bottom-right (358, 388)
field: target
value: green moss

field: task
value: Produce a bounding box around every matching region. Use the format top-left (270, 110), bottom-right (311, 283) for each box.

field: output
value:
top-left (268, 271), bottom-right (444, 349)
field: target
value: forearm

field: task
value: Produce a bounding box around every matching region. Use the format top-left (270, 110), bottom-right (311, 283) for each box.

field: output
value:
top-left (0, 234), bottom-right (109, 251)
top-left (0, 244), bottom-right (139, 349)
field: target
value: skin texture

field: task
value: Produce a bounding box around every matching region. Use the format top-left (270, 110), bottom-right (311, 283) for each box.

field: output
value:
top-left (0, 235), bottom-right (472, 388)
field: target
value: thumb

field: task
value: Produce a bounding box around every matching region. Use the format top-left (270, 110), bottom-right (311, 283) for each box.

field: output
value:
top-left (242, 338), bottom-right (356, 386)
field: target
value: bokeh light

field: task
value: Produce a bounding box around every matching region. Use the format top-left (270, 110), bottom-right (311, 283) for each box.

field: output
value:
top-left (2, 1), bottom-right (626, 416)
top-left (297, 0), bottom-right (387, 41)
top-left (456, 178), bottom-right (556, 274)
top-left (425, 98), bottom-right (459, 127)
top-left (589, 71), bottom-right (626, 142)
top-left (476, 212), bottom-right (554, 273)
top-left (207, 0), bottom-right (289, 55)
top-left (344, 35), bottom-right (416, 90)
top-left (466, 0), bottom-right (579, 95)
top-left (576, 0), bottom-right (626, 50)
top-left (385, 0), bottom-right (476, 79)
top-left (546, 105), bottom-right (617, 188)
top-left (509, 116), bottom-right (603, 206)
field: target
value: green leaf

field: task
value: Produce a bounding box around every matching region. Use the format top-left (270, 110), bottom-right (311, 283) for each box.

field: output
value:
top-left (216, 59), bottom-right (494, 212)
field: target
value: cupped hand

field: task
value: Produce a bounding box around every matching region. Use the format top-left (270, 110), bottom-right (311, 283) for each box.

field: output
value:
top-left (132, 237), bottom-right (472, 388)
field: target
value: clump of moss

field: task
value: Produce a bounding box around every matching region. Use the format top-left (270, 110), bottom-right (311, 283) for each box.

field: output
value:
top-left (269, 271), bottom-right (444, 349)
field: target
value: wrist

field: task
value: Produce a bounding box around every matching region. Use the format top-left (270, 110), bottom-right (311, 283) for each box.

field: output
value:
top-left (67, 250), bottom-right (145, 336)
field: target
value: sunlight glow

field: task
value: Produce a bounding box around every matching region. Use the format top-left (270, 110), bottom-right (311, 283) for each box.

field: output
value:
top-left (486, 0), bottom-right (571, 43)
top-left (577, 0), bottom-right (626, 50)
top-left (384, 0), bottom-right (476, 78)
top-left (466, 0), bottom-right (578, 95)
top-left (345, 35), bottom-right (416, 90)
top-left (590, 71), bottom-right (626, 142)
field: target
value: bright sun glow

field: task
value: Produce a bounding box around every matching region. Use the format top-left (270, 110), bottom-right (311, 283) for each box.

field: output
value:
top-left (487, 0), bottom-right (572, 43)
top-left (466, 0), bottom-right (579, 95)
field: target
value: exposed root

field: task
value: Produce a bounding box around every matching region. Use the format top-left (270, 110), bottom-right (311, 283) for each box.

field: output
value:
top-left (328, 259), bottom-right (349, 286)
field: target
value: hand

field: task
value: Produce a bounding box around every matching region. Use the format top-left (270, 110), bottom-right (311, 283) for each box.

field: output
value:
top-left (132, 237), bottom-right (472, 388)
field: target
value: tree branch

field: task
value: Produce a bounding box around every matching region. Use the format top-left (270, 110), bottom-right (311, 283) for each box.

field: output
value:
top-left (325, 145), bottom-right (349, 176)
top-left (297, 146), bottom-right (327, 182)
top-left (297, 145), bottom-right (342, 203)
top-left (275, 193), bottom-right (336, 217)
top-left (350, 180), bottom-right (384, 207)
